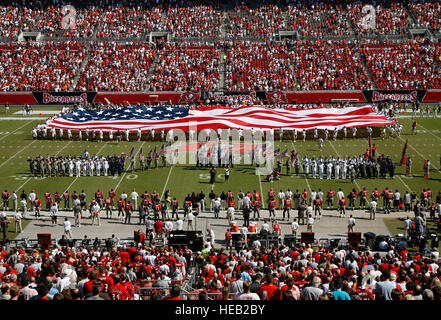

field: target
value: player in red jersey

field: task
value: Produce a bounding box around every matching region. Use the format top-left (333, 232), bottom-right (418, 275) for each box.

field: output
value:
top-left (359, 188), bottom-right (369, 209)
top-left (54, 192), bottom-right (61, 206)
top-left (153, 202), bottom-right (161, 222)
top-left (228, 199), bottom-right (236, 209)
top-left (63, 190), bottom-right (70, 209)
top-left (268, 199), bottom-right (277, 219)
top-left (104, 197), bottom-right (112, 219)
top-left (381, 187), bottom-right (389, 210)
top-left (252, 199), bottom-right (261, 220)
top-left (117, 198), bottom-right (125, 220)
top-left (301, 189), bottom-right (308, 202)
top-left (326, 189), bottom-right (335, 209)
top-left (44, 192), bottom-right (52, 210)
top-left (348, 189), bottom-right (357, 210)
top-left (253, 190), bottom-right (261, 201)
top-left (268, 189), bottom-right (275, 201)
top-left (95, 189), bottom-right (103, 207)
top-left (124, 201), bottom-right (133, 224)
top-left (1, 190), bottom-right (10, 211)
top-left (171, 198), bottom-right (179, 220)
top-left (33, 197), bottom-right (42, 219)
top-left (141, 197), bottom-right (151, 222)
top-left (385, 189), bottom-right (393, 214)
top-left (108, 189), bottom-right (116, 207)
top-left (372, 188), bottom-right (380, 202)
top-left (283, 197), bottom-right (292, 220)
top-left (338, 197), bottom-right (347, 217)
top-left (314, 197), bottom-right (323, 219)
top-left (151, 190), bottom-right (159, 204)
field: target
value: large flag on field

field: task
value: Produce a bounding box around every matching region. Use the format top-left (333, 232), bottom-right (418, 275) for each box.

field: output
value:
top-left (46, 105), bottom-right (395, 132)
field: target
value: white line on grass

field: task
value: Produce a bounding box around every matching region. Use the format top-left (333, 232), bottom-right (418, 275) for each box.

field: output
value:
top-left (396, 175), bottom-right (411, 191)
top-left (398, 136), bottom-right (439, 170)
top-left (417, 124), bottom-right (441, 143)
top-left (0, 120), bottom-right (34, 142)
top-left (0, 140), bottom-right (37, 170)
top-left (114, 142), bottom-right (144, 193)
top-left (290, 140), bottom-right (311, 193)
top-left (160, 165), bottom-right (173, 201)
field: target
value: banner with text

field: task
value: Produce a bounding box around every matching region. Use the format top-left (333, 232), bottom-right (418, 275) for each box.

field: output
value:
top-left (32, 92), bottom-right (97, 105)
top-left (362, 90), bottom-right (427, 103)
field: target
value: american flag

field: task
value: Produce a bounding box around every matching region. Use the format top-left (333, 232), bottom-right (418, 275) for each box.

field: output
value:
top-left (47, 105), bottom-right (395, 132)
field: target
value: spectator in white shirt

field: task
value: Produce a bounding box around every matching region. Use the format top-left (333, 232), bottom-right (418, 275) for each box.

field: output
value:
top-left (307, 215), bottom-right (314, 232)
top-left (337, 188), bottom-right (345, 200)
top-left (130, 189), bottom-right (139, 210)
top-left (291, 219), bottom-right (299, 237)
top-left (50, 204), bottom-right (58, 225)
top-left (63, 218), bottom-right (72, 238)
top-left (13, 211), bottom-right (22, 233)
top-left (11, 191), bottom-right (17, 212)
top-left (19, 199), bottom-right (27, 218)
top-left (28, 190), bottom-right (36, 211)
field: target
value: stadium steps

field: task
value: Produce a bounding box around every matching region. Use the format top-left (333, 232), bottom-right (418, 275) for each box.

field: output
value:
top-left (144, 55), bottom-right (159, 91)
top-left (218, 48), bottom-right (226, 91)
top-left (69, 24), bottom-right (100, 92)
top-left (358, 48), bottom-right (377, 90)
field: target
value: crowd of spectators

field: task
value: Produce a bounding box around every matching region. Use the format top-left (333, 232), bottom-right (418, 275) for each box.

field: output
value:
top-left (194, 241), bottom-right (441, 300)
top-left (225, 44), bottom-right (296, 91)
top-left (292, 41), bottom-right (373, 90)
top-left (0, 42), bottom-right (86, 92)
top-left (361, 39), bottom-right (441, 90)
top-left (287, 3), bottom-right (351, 37)
top-left (1, 0), bottom-right (439, 40)
top-left (226, 5), bottom-right (286, 39)
top-left (347, 2), bottom-right (410, 36)
top-left (0, 242), bottom-right (190, 300)
top-left (76, 43), bottom-right (156, 92)
top-left (409, 1), bottom-right (441, 33)
top-left (149, 46), bottom-right (219, 91)
top-left (165, 5), bottom-right (224, 38)
top-left (96, 6), bottom-right (163, 38)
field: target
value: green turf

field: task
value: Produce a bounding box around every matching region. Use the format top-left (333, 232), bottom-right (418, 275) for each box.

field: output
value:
top-left (0, 117), bottom-right (439, 209)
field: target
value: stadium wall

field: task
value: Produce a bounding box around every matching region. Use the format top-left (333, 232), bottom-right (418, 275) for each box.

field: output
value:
top-left (0, 90), bottom-right (440, 105)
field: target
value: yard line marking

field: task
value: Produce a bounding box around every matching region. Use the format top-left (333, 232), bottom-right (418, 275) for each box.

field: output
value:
top-left (0, 120), bottom-right (34, 142)
top-left (160, 165), bottom-right (173, 201)
top-left (328, 140), bottom-right (361, 190)
top-left (0, 140), bottom-right (37, 169)
top-left (397, 175), bottom-right (411, 191)
top-left (417, 124), bottom-right (441, 143)
top-left (398, 136), bottom-right (439, 170)
top-left (114, 142), bottom-right (144, 193)
top-left (290, 140), bottom-right (311, 193)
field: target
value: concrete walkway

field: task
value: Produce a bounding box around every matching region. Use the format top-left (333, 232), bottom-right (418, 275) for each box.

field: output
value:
top-left (8, 206), bottom-right (414, 246)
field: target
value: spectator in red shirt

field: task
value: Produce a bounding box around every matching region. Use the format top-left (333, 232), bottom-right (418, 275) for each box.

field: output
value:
top-left (257, 273), bottom-right (279, 300)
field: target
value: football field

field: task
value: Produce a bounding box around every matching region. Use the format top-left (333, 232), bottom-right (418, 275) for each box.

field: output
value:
top-left (0, 109), bottom-right (440, 241)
